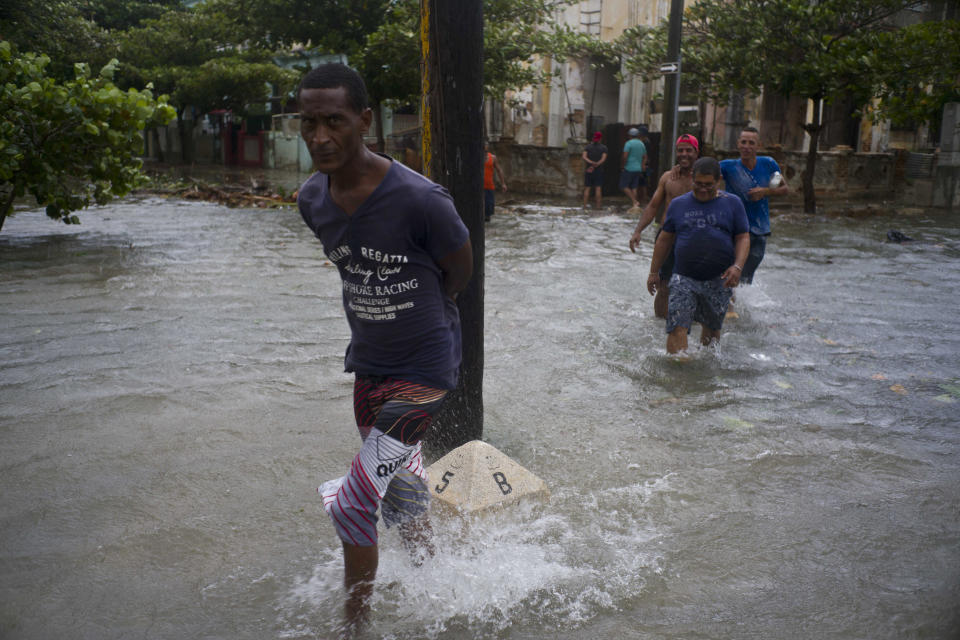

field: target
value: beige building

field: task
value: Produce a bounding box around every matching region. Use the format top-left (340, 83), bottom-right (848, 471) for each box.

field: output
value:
top-left (491, 1), bottom-right (679, 148)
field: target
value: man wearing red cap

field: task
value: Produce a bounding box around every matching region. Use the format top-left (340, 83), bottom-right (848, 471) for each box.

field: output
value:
top-left (629, 133), bottom-right (700, 317)
top-left (582, 131), bottom-right (608, 208)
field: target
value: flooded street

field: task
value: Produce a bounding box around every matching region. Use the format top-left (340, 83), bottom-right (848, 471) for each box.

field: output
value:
top-left (1, 196), bottom-right (959, 639)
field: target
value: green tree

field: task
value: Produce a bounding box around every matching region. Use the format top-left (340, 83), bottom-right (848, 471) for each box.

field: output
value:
top-left (75, 0), bottom-right (186, 31)
top-left (204, 0), bottom-right (391, 57)
top-left (356, 0), bottom-right (614, 121)
top-left (0, 41), bottom-right (175, 231)
top-left (117, 7), bottom-right (298, 162)
top-left (619, 0), bottom-right (933, 214)
top-left (0, 0), bottom-right (116, 81)
top-left (861, 19), bottom-right (960, 133)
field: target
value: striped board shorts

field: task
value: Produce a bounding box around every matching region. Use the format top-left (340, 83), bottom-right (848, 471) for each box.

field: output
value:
top-left (320, 376), bottom-right (448, 547)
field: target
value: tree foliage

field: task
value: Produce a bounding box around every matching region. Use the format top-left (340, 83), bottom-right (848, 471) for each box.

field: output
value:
top-left (357, 0), bottom-right (422, 109)
top-left (204, 0), bottom-right (392, 56)
top-left (0, 41), bottom-right (175, 230)
top-left (861, 19), bottom-right (960, 129)
top-left (75, 0), bottom-right (186, 31)
top-left (0, 0), bottom-right (117, 81)
top-left (116, 7), bottom-right (300, 115)
top-left (358, 0), bottom-right (616, 107)
top-left (617, 0), bottom-right (945, 213)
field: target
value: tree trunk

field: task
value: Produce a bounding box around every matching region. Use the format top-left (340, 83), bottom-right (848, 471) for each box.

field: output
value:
top-left (373, 101), bottom-right (385, 152)
top-left (0, 186), bottom-right (15, 232)
top-left (152, 127), bottom-right (166, 164)
top-left (421, 0), bottom-right (485, 454)
top-left (802, 96), bottom-right (823, 214)
top-left (177, 111), bottom-right (193, 165)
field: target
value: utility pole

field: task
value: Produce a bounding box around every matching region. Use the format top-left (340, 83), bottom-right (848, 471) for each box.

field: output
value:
top-left (420, 0), bottom-right (485, 452)
top-left (658, 0), bottom-right (684, 177)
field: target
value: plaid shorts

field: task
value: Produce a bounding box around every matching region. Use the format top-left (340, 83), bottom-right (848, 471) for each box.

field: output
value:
top-left (665, 273), bottom-right (733, 333)
top-left (319, 376), bottom-right (448, 546)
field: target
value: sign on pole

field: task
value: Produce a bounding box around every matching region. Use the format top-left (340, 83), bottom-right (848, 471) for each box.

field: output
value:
top-left (660, 62), bottom-right (679, 74)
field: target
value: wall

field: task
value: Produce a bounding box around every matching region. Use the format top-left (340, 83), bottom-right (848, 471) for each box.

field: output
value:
top-left (492, 141), bottom-right (582, 197)
top-left (494, 140), bottom-right (949, 208)
top-left (264, 130), bottom-right (313, 173)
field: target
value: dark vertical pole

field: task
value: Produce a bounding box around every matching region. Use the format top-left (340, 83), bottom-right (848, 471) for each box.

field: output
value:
top-left (421, 0), bottom-right (484, 452)
top-left (659, 0), bottom-right (683, 177)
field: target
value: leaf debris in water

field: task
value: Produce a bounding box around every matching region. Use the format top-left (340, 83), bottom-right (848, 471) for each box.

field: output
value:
top-left (723, 416), bottom-right (755, 431)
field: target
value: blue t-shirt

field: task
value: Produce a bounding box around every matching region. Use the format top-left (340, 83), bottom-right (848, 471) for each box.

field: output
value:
top-left (719, 156), bottom-right (780, 235)
top-left (662, 191), bottom-right (749, 281)
top-left (298, 159), bottom-right (470, 390)
top-left (623, 138), bottom-right (647, 172)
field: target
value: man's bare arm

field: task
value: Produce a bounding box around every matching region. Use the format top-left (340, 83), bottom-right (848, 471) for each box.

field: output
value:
top-left (721, 232), bottom-right (750, 288)
top-left (647, 230), bottom-right (676, 295)
top-left (437, 240), bottom-right (473, 299)
top-left (630, 172), bottom-right (669, 253)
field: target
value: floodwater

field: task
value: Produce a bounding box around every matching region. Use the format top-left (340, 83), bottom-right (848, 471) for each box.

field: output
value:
top-left (1, 195), bottom-right (958, 639)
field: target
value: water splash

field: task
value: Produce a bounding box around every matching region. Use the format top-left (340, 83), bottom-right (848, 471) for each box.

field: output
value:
top-left (277, 478), bottom-right (671, 639)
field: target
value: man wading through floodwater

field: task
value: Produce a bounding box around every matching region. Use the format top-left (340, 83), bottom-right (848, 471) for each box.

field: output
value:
top-left (296, 63), bottom-right (473, 634)
top-left (647, 157), bottom-right (749, 354)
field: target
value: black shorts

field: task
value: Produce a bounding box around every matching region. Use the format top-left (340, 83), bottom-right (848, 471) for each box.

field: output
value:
top-left (655, 227), bottom-right (675, 281)
top-left (584, 169), bottom-right (604, 188)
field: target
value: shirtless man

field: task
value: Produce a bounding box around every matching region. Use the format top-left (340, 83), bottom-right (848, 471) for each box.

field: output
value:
top-left (628, 134), bottom-right (700, 317)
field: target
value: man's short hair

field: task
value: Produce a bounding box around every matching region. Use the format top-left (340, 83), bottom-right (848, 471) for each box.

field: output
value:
top-left (298, 63), bottom-right (369, 113)
top-left (741, 126), bottom-right (759, 135)
top-left (692, 157), bottom-right (721, 180)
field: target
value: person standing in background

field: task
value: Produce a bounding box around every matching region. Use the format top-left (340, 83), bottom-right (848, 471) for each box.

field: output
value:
top-left (484, 141), bottom-right (507, 222)
top-left (582, 131), bottom-right (608, 209)
top-left (619, 127), bottom-right (648, 209)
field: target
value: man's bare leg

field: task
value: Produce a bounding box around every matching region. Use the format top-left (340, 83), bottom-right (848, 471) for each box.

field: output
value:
top-left (654, 284), bottom-right (669, 319)
top-left (398, 513), bottom-right (436, 566)
top-left (700, 325), bottom-right (721, 346)
top-left (667, 326), bottom-right (689, 354)
top-left (594, 187), bottom-right (602, 208)
top-left (342, 542), bottom-right (378, 634)
top-left (583, 187), bottom-right (590, 207)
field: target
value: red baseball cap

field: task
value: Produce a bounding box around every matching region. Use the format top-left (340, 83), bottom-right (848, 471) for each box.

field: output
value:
top-left (676, 134), bottom-right (699, 152)
top-left (592, 131), bottom-right (603, 141)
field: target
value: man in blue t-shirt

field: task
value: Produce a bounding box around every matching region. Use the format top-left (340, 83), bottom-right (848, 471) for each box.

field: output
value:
top-left (647, 157), bottom-right (750, 354)
top-left (619, 127), bottom-right (648, 209)
top-left (719, 126), bottom-right (789, 284)
top-left (296, 63), bottom-right (472, 631)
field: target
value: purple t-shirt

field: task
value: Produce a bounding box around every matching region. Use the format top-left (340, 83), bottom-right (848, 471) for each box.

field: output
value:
top-left (662, 191), bottom-right (749, 281)
top-left (298, 159), bottom-right (469, 390)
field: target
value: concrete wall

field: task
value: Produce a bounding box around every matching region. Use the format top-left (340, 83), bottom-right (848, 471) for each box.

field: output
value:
top-left (750, 149), bottom-right (898, 202)
top-left (492, 141), bottom-right (582, 197)
top-left (264, 130), bottom-right (313, 173)
top-left (145, 121), bottom-right (221, 164)
top-left (494, 140), bottom-right (954, 208)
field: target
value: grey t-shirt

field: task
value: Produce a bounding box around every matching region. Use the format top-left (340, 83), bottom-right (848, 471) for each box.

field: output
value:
top-left (298, 159), bottom-right (469, 389)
